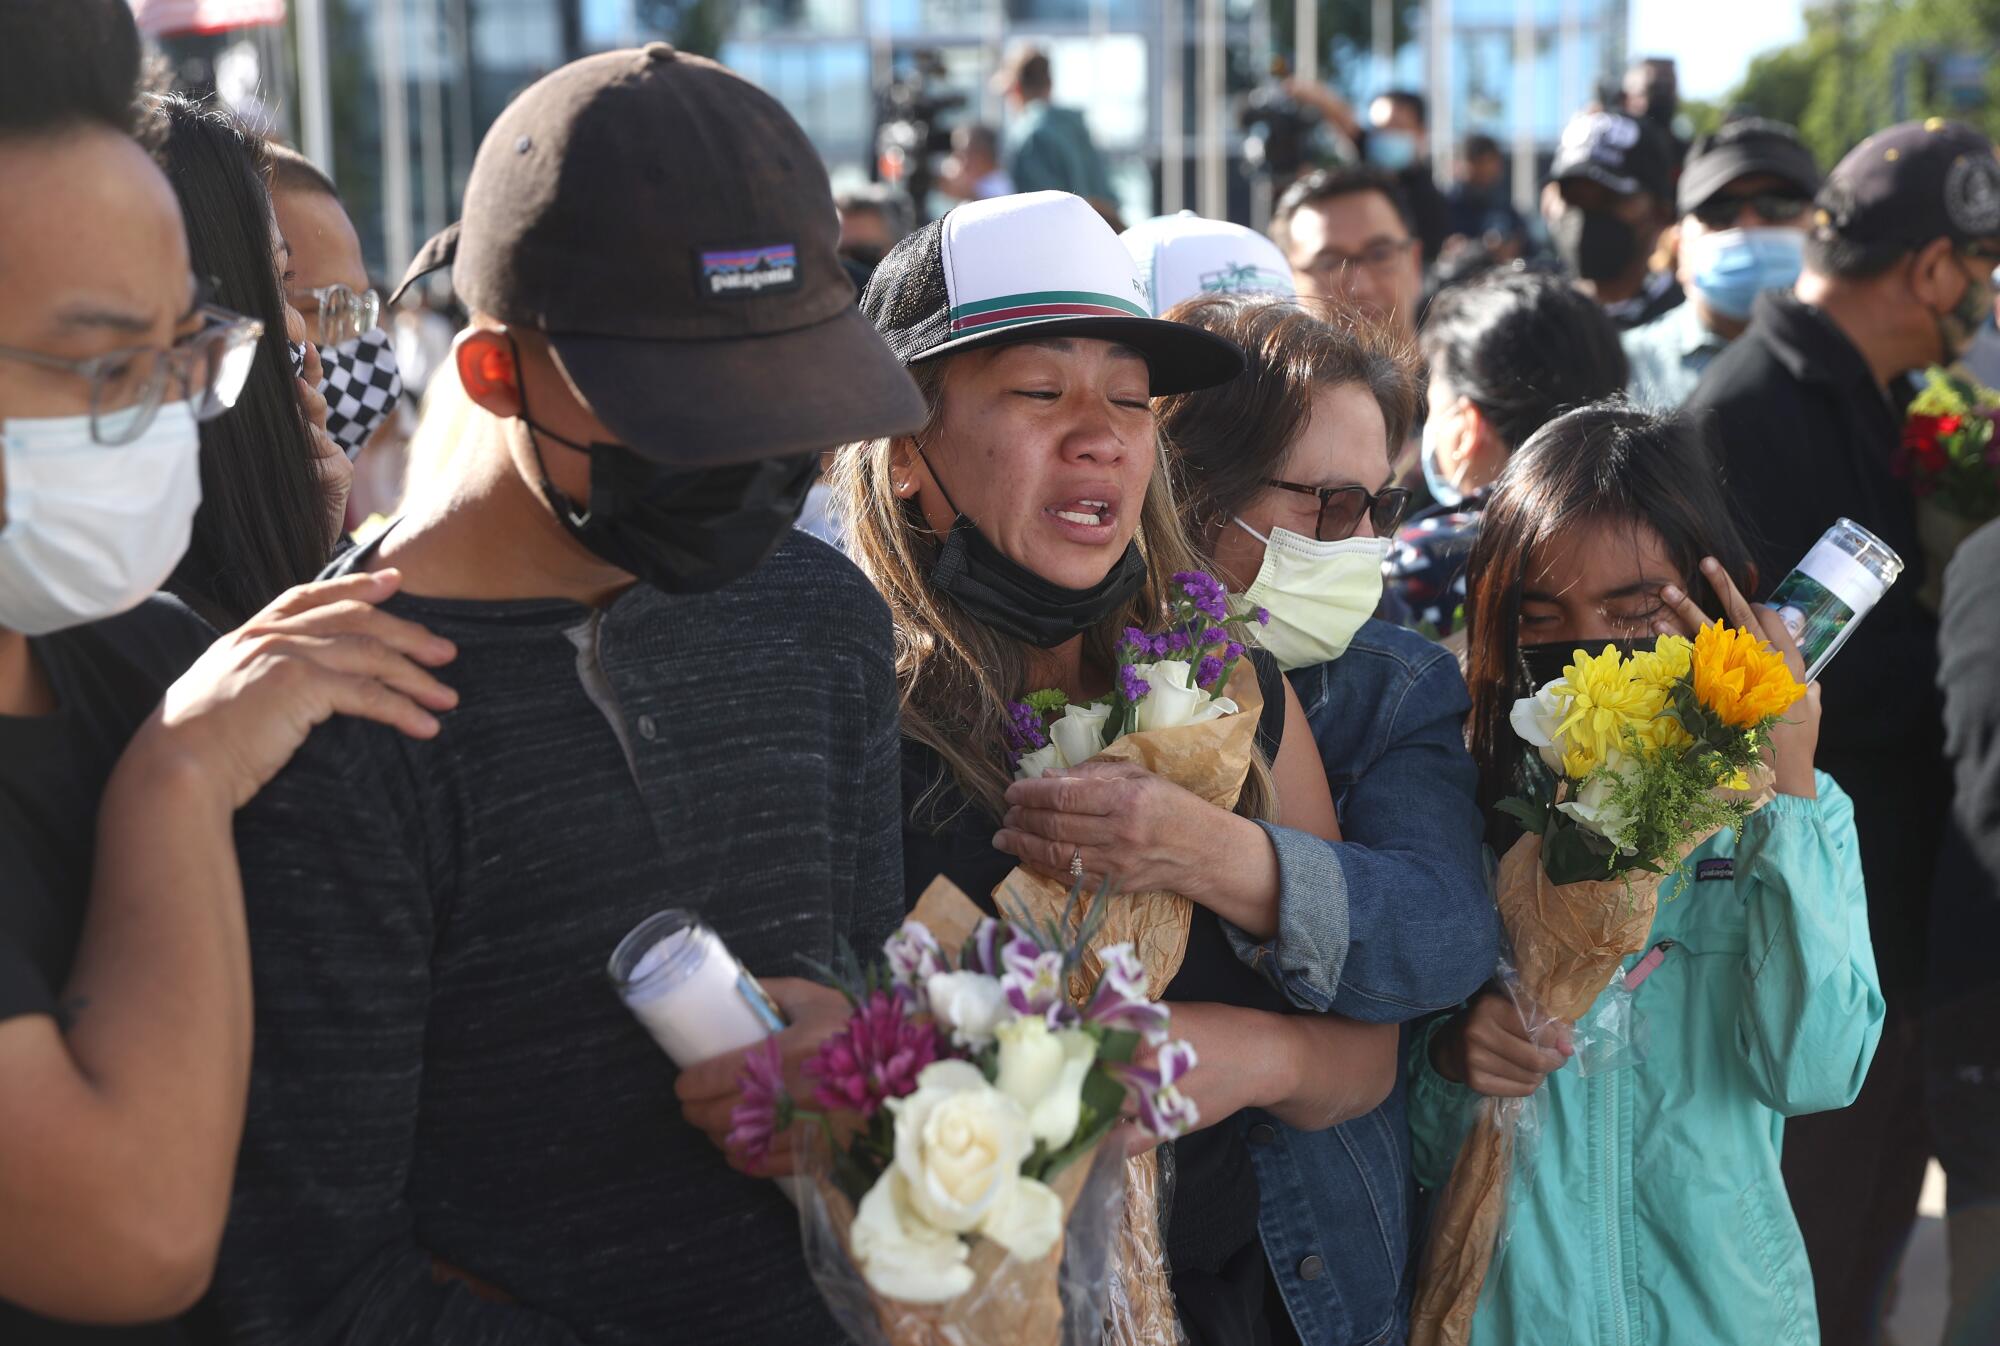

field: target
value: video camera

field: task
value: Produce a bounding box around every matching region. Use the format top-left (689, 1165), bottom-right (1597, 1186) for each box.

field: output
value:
top-left (876, 49), bottom-right (966, 224)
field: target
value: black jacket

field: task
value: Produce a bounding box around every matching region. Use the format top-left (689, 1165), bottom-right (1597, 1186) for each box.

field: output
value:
top-left (1686, 291), bottom-right (1947, 997)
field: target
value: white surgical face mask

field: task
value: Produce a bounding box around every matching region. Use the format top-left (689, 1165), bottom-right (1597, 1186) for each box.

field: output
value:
top-left (0, 399), bottom-right (203, 636)
top-left (1232, 517), bottom-right (1389, 671)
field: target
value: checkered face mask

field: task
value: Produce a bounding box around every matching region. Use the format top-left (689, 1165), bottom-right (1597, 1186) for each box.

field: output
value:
top-left (317, 326), bottom-right (403, 458)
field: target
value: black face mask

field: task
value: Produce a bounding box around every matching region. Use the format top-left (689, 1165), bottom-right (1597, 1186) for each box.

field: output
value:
top-left (1515, 637), bottom-right (1658, 695)
top-left (918, 448), bottom-right (1146, 649)
top-left (1553, 207), bottom-right (1641, 283)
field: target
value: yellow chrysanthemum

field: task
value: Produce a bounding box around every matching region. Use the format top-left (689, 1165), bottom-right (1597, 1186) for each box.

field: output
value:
top-left (1628, 634), bottom-right (1693, 693)
top-left (1550, 645), bottom-right (1666, 776)
top-left (1692, 620), bottom-right (1805, 729)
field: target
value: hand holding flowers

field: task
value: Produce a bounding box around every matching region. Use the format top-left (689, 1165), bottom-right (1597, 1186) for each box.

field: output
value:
top-left (676, 976), bottom-right (855, 1177)
top-left (1651, 556), bottom-right (1821, 799)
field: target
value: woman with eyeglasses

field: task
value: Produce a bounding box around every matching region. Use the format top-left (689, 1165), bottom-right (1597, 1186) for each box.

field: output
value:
top-left (820, 192), bottom-right (1399, 1346)
top-left (1385, 266), bottom-right (1629, 639)
top-left (1156, 294), bottom-right (1497, 1346)
top-left (0, 1), bottom-right (455, 1334)
top-left (155, 95), bottom-right (355, 630)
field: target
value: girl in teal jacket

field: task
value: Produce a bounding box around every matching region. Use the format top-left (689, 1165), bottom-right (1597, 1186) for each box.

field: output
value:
top-left (1410, 405), bottom-right (1885, 1345)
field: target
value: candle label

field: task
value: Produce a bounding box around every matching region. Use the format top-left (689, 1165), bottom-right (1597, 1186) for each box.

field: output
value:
top-left (736, 971), bottom-right (788, 1034)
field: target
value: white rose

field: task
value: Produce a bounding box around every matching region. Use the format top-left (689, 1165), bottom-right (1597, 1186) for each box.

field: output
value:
top-left (974, 1171), bottom-right (1063, 1262)
top-left (1015, 742), bottom-right (1067, 779)
top-left (1134, 660), bottom-right (1238, 732)
top-left (1508, 685), bottom-right (1571, 775)
top-left (850, 1169), bottom-right (975, 1303)
top-left (925, 970), bottom-right (1011, 1049)
top-left (992, 1017), bottom-right (1098, 1149)
top-left (1556, 768), bottom-right (1637, 851)
top-left (890, 1061), bottom-right (1035, 1235)
top-left (1049, 701), bottom-right (1112, 768)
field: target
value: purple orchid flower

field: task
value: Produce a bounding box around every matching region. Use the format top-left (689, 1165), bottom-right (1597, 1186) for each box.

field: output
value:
top-left (1106, 1037), bottom-right (1202, 1139)
top-left (883, 922), bottom-right (946, 1007)
top-left (961, 917), bottom-right (1006, 976)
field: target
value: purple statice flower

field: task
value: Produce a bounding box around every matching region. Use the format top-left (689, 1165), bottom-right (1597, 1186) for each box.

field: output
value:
top-left (883, 922), bottom-right (946, 1007)
top-left (726, 1038), bottom-right (792, 1169)
top-left (1084, 944), bottom-right (1169, 1043)
top-left (1003, 700), bottom-right (1050, 760)
top-left (1106, 1038), bottom-right (1201, 1139)
top-left (1224, 640), bottom-right (1245, 661)
top-left (1198, 627), bottom-right (1228, 648)
top-left (961, 917), bottom-right (1006, 976)
top-left (1165, 628), bottom-right (1193, 654)
top-left (1118, 663), bottom-right (1151, 704)
top-left (1254, 608), bottom-right (1271, 627)
top-left (1173, 571), bottom-right (1230, 622)
top-left (805, 989), bottom-right (944, 1118)
top-left (1195, 655), bottom-right (1225, 689)
top-left (1123, 626), bottom-right (1154, 653)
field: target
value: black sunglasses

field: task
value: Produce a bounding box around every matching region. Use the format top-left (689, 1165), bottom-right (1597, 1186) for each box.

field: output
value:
top-left (1690, 191), bottom-right (1812, 231)
top-left (1264, 478), bottom-right (1411, 541)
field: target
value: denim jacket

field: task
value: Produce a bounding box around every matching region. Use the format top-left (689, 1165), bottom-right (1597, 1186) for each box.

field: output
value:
top-left (1226, 620), bottom-right (1498, 1345)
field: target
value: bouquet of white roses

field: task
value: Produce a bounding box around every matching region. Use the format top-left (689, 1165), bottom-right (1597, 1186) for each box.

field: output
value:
top-left (731, 878), bottom-right (1197, 1345)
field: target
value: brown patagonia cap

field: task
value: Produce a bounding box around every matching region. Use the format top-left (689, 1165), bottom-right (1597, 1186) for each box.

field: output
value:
top-left (391, 43), bottom-right (924, 466)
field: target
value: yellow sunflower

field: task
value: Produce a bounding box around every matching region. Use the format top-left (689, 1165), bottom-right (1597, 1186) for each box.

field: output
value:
top-left (1692, 620), bottom-right (1805, 729)
top-left (1628, 634), bottom-right (1693, 693)
top-left (1551, 645), bottom-right (1667, 776)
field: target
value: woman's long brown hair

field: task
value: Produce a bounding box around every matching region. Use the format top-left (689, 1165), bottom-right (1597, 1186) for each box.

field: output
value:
top-left (1461, 403), bottom-right (1758, 827)
top-left (831, 355), bottom-right (1274, 827)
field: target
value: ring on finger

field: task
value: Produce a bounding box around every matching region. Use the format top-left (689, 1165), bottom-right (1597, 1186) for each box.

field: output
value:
top-left (1069, 848), bottom-right (1084, 880)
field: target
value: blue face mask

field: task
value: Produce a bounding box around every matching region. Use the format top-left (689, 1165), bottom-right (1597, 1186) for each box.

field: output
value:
top-left (1419, 419), bottom-right (1463, 509)
top-left (1367, 129), bottom-right (1419, 172)
top-left (1687, 227), bottom-right (1805, 321)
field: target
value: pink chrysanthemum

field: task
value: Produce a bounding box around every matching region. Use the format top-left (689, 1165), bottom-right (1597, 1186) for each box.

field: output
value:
top-left (805, 989), bottom-right (944, 1117)
top-left (726, 1038), bottom-right (790, 1169)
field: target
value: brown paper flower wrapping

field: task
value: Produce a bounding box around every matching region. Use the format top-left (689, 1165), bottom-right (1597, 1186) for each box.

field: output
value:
top-left (1406, 763), bottom-right (1772, 1346)
top-left (1407, 831), bottom-right (1667, 1346)
top-left (800, 1134), bottom-right (1127, 1346)
top-left (994, 661), bottom-right (1266, 1346)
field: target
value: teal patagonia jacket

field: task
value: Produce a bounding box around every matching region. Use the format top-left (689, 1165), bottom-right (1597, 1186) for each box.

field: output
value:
top-left (1409, 772), bottom-right (1884, 1346)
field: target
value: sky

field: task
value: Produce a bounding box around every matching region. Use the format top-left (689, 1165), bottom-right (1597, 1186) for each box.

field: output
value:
top-left (1629, 0), bottom-right (1808, 101)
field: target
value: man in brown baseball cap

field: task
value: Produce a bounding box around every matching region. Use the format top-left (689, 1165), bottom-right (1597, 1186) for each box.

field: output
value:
top-left (214, 46), bottom-right (921, 1343)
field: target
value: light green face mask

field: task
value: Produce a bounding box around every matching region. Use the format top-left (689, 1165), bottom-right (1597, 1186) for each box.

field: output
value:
top-left (1230, 518), bottom-right (1390, 671)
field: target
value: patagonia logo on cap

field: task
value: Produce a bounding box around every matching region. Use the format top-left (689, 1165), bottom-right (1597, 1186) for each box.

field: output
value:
top-left (698, 243), bottom-right (799, 297)
top-left (1697, 858), bottom-right (1735, 882)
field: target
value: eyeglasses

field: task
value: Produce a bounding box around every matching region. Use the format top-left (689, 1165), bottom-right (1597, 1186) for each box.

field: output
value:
top-left (0, 305), bottom-right (264, 446)
top-left (1264, 477), bottom-right (1412, 541)
top-left (293, 282), bottom-right (381, 346)
top-left (1689, 191), bottom-right (1812, 231)
top-left (1298, 237), bottom-right (1414, 281)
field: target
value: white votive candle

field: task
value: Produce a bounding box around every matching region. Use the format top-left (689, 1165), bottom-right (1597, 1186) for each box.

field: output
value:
top-left (609, 910), bottom-right (785, 1067)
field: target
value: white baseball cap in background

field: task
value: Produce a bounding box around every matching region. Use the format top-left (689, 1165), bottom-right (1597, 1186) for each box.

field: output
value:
top-left (1119, 211), bottom-right (1297, 318)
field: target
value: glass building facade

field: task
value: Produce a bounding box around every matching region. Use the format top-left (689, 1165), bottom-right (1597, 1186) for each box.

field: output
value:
top-left (158, 0), bottom-right (1627, 282)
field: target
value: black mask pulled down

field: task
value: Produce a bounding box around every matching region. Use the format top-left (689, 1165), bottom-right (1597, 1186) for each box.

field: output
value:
top-left (918, 448), bottom-right (1146, 648)
top-left (1552, 207), bottom-right (1641, 284)
top-left (1515, 637), bottom-right (1660, 696)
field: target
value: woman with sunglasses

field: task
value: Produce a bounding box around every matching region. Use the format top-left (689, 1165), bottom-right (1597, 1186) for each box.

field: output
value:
top-left (831, 192), bottom-right (1399, 1346)
top-left (155, 95), bottom-right (355, 630)
top-left (1156, 294), bottom-right (1497, 1346)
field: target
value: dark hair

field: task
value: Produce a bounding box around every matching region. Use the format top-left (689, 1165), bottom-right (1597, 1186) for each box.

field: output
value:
top-left (1157, 295), bottom-right (1422, 548)
top-left (1007, 49), bottom-right (1052, 98)
top-left (0, 0), bottom-right (142, 138)
top-left (1272, 165), bottom-right (1415, 252)
top-left (156, 95), bottom-right (333, 629)
top-left (957, 123), bottom-right (1001, 162)
top-left (1419, 268), bottom-right (1630, 452)
top-left (1462, 404), bottom-right (1757, 820)
top-left (836, 184), bottom-right (914, 241)
top-left (1462, 132), bottom-right (1502, 161)
top-left (1375, 89), bottom-right (1428, 129)
top-left (265, 140), bottom-right (341, 201)
top-left (1803, 225), bottom-right (1911, 280)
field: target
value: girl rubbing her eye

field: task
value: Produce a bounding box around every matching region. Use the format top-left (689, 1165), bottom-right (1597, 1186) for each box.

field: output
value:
top-left (1156, 294), bottom-right (1496, 1345)
top-left (1412, 402), bottom-right (1884, 1346)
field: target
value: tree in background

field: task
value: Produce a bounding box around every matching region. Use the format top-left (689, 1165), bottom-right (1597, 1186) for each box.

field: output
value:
top-left (1728, 0), bottom-right (2000, 168)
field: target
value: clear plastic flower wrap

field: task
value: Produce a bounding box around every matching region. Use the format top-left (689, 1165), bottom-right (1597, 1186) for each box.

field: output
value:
top-left (796, 1127), bottom-right (1129, 1346)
